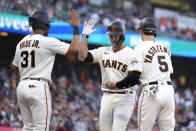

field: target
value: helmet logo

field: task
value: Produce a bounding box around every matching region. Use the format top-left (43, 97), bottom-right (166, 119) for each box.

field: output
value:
top-left (112, 26), bottom-right (116, 32)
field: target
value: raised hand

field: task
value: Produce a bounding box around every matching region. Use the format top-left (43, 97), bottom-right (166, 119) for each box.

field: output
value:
top-left (82, 19), bottom-right (96, 37)
top-left (67, 9), bottom-right (80, 27)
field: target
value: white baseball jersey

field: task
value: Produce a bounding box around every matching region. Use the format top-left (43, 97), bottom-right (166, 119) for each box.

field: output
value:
top-left (90, 46), bottom-right (137, 131)
top-left (89, 46), bottom-right (136, 92)
top-left (130, 40), bottom-right (175, 131)
top-left (12, 34), bottom-right (70, 82)
top-left (129, 40), bottom-right (173, 86)
top-left (12, 34), bottom-right (70, 131)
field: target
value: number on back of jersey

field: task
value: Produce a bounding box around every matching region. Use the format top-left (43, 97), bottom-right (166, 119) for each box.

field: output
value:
top-left (21, 50), bottom-right (35, 68)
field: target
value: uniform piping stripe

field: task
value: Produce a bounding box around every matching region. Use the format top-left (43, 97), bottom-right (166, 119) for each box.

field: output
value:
top-left (134, 93), bottom-right (137, 107)
top-left (44, 84), bottom-right (48, 131)
top-left (127, 94), bottom-right (137, 129)
top-left (138, 91), bottom-right (145, 131)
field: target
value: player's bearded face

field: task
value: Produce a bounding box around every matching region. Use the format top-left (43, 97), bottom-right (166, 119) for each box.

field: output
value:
top-left (109, 35), bottom-right (121, 46)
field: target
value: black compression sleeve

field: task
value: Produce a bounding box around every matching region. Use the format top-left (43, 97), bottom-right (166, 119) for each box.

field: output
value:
top-left (116, 71), bottom-right (140, 89)
top-left (84, 52), bottom-right (93, 62)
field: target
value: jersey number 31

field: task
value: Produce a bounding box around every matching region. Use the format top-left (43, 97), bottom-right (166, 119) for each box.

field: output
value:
top-left (21, 50), bottom-right (35, 68)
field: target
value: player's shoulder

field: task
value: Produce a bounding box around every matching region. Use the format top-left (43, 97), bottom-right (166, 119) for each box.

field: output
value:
top-left (44, 36), bottom-right (62, 43)
top-left (31, 34), bottom-right (63, 44)
top-left (154, 41), bottom-right (165, 47)
top-left (118, 46), bottom-right (134, 55)
top-left (16, 35), bottom-right (30, 48)
top-left (95, 46), bottom-right (112, 52)
top-left (134, 41), bottom-right (153, 50)
top-left (134, 42), bottom-right (145, 51)
top-left (124, 46), bottom-right (133, 51)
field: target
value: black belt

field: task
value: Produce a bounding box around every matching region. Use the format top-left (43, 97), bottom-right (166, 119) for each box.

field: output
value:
top-left (23, 78), bottom-right (51, 85)
top-left (24, 78), bottom-right (41, 81)
top-left (149, 81), bottom-right (172, 85)
top-left (103, 91), bottom-right (133, 94)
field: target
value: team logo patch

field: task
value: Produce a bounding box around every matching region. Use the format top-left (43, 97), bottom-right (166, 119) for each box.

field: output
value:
top-left (112, 26), bottom-right (116, 31)
top-left (131, 58), bottom-right (138, 66)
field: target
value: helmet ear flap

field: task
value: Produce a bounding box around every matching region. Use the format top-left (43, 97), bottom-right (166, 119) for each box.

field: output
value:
top-left (116, 35), bottom-right (125, 47)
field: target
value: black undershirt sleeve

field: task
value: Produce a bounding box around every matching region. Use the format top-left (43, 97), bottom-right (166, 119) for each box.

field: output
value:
top-left (84, 52), bottom-right (93, 62)
top-left (116, 71), bottom-right (141, 89)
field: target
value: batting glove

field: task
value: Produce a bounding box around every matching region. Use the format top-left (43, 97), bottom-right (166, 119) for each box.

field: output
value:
top-left (148, 86), bottom-right (158, 96)
top-left (82, 19), bottom-right (96, 38)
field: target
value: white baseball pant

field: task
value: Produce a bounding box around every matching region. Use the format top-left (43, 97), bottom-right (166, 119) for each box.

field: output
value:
top-left (99, 91), bottom-right (136, 131)
top-left (16, 79), bottom-right (51, 131)
top-left (138, 84), bottom-right (175, 131)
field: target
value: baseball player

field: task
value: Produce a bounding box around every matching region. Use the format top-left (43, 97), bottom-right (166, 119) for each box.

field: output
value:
top-left (12, 9), bottom-right (80, 131)
top-left (78, 19), bottom-right (137, 131)
top-left (106, 17), bottom-right (175, 131)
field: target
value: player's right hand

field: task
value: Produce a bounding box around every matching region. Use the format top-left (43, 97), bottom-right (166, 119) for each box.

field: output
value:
top-left (67, 9), bottom-right (80, 27)
top-left (82, 19), bottom-right (96, 36)
top-left (105, 81), bottom-right (117, 90)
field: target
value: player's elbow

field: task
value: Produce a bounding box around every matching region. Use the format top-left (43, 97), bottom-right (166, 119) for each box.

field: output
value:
top-left (70, 45), bottom-right (79, 53)
top-left (66, 48), bottom-right (78, 55)
top-left (78, 50), bottom-right (89, 61)
top-left (71, 49), bottom-right (78, 54)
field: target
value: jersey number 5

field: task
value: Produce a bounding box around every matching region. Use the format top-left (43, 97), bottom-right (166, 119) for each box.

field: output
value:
top-left (157, 55), bottom-right (168, 72)
top-left (21, 50), bottom-right (35, 68)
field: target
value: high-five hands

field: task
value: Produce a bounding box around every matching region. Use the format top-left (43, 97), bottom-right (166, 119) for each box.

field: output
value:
top-left (67, 9), bottom-right (80, 27)
top-left (82, 19), bottom-right (96, 38)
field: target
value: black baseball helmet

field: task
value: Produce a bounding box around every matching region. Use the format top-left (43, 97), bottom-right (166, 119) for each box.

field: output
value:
top-left (105, 21), bottom-right (126, 36)
top-left (106, 21), bottom-right (126, 46)
top-left (138, 17), bottom-right (156, 36)
top-left (29, 10), bottom-right (51, 30)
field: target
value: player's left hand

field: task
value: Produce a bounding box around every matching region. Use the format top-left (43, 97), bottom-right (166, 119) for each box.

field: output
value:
top-left (82, 19), bottom-right (96, 36)
top-left (67, 9), bottom-right (80, 27)
top-left (105, 81), bottom-right (117, 90)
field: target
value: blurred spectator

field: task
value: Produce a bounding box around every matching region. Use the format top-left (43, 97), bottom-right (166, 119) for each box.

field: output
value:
top-left (1, 0), bottom-right (196, 41)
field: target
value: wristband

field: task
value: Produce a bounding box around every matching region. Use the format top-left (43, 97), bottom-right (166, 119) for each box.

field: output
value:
top-left (82, 34), bottom-right (89, 38)
top-left (73, 26), bottom-right (79, 35)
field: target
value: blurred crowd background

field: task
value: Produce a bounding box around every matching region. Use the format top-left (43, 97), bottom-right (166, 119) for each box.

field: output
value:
top-left (0, 56), bottom-right (196, 131)
top-left (1, 0), bottom-right (196, 41)
top-left (0, 0), bottom-right (196, 131)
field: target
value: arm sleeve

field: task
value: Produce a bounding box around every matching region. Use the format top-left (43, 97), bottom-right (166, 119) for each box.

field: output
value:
top-left (45, 37), bottom-right (70, 55)
top-left (84, 52), bottom-right (93, 62)
top-left (116, 71), bottom-right (141, 89)
top-left (89, 47), bottom-right (102, 63)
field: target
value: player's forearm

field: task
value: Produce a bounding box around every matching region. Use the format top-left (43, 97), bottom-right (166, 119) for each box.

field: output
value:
top-left (69, 32), bottom-right (80, 54)
top-left (79, 19), bottom-right (96, 61)
top-left (116, 71), bottom-right (141, 89)
top-left (78, 38), bottom-right (89, 61)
